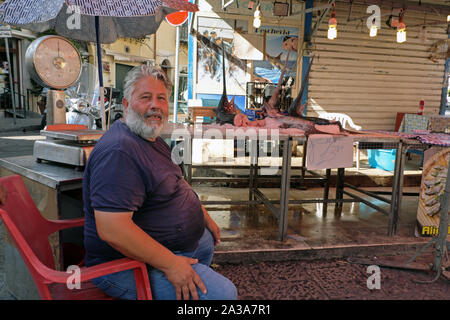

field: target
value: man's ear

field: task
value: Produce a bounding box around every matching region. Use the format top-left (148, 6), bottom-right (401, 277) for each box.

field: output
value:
top-left (122, 97), bottom-right (129, 116)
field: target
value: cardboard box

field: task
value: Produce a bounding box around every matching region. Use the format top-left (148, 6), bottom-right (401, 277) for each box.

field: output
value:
top-left (428, 115), bottom-right (450, 133)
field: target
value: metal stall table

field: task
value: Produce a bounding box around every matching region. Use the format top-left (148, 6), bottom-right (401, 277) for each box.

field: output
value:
top-left (0, 156), bottom-right (84, 299)
top-left (175, 125), bottom-right (405, 241)
top-left (282, 132), bottom-right (402, 240)
top-left (171, 124), bottom-right (305, 241)
top-left (386, 133), bottom-right (449, 280)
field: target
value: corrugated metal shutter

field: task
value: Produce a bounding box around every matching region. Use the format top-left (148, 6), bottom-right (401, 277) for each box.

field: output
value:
top-left (306, 2), bottom-right (447, 131)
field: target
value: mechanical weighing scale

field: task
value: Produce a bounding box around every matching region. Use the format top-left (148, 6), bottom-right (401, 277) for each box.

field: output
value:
top-left (26, 35), bottom-right (105, 169)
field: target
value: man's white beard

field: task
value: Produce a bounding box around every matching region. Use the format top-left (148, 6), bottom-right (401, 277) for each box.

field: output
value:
top-left (125, 106), bottom-right (166, 140)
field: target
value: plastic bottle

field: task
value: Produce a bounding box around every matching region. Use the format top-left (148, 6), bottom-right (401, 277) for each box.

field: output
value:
top-left (418, 100), bottom-right (424, 115)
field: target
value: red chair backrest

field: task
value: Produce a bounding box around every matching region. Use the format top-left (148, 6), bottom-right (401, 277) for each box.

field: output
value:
top-left (0, 175), bottom-right (56, 269)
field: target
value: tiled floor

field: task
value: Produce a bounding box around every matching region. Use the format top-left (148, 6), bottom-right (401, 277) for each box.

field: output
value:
top-left (197, 186), bottom-right (431, 259)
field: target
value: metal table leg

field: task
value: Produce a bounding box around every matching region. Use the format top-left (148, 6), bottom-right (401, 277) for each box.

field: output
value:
top-left (185, 136), bottom-right (193, 184)
top-left (278, 138), bottom-right (293, 241)
top-left (249, 139), bottom-right (258, 203)
top-left (334, 168), bottom-right (345, 216)
top-left (323, 168), bottom-right (331, 216)
top-left (298, 140), bottom-right (307, 190)
top-left (388, 141), bottom-right (402, 236)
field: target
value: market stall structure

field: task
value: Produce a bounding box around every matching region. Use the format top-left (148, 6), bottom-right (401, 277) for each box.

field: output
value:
top-left (0, 0), bottom-right (449, 299)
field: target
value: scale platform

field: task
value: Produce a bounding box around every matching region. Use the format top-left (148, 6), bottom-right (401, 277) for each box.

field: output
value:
top-left (33, 126), bottom-right (105, 170)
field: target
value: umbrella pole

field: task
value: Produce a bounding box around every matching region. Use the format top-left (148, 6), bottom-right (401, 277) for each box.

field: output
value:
top-left (173, 25), bottom-right (180, 123)
top-left (5, 38), bottom-right (16, 125)
top-left (95, 16), bottom-right (106, 130)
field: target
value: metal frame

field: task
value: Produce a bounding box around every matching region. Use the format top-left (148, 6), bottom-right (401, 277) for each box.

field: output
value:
top-left (180, 128), bottom-right (404, 241)
top-left (291, 137), bottom-right (403, 237)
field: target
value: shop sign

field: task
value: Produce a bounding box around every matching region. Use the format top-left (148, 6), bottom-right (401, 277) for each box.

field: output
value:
top-left (166, 11), bottom-right (189, 26)
top-left (253, 25), bottom-right (298, 84)
top-left (416, 147), bottom-right (450, 237)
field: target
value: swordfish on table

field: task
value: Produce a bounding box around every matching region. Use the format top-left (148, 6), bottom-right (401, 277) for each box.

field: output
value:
top-left (261, 55), bottom-right (347, 135)
top-left (217, 52), bottom-right (353, 136)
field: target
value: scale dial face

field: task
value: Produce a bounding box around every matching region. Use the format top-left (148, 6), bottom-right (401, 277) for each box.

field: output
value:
top-left (33, 35), bottom-right (82, 89)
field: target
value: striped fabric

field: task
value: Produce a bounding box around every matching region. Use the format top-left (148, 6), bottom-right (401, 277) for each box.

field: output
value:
top-left (0, 0), bottom-right (198, 25)
top-left (0, 0), bottom-right (64, 24)
top-left (66, 0), bottom-right (163, 16)
top-left (66, 0), bottom-right (198, 14)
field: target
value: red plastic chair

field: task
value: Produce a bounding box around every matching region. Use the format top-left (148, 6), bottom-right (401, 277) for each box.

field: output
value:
top-left (0, 175), bottom-right (152, 300)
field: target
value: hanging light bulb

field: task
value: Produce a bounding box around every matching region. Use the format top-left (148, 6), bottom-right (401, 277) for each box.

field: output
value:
top-left (328, 4), bottom-right (337, 40)
top-left (396, 25), bottom-right (406, 43)
top-left (370, 25), bottom-right (378, 37)
top-left (253, 16), bottom-right (261, 28)
top-left (369, 19), bottom-right (378, 37)
top-left (253, 4), bottom-right (261, 28)
top-left (396, 13), bottom-right (406, 43)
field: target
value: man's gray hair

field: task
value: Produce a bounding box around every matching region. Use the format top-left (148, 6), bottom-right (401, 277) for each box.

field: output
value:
top-left (123, 65), bottom-right (172, 102)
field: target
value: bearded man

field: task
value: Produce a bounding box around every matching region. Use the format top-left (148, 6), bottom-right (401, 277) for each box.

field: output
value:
top-left (82, 65), bottom-right (237, 300)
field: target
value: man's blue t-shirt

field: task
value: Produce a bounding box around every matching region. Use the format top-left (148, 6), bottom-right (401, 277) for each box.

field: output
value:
top-left (83, 120), bottom-right (205, 266)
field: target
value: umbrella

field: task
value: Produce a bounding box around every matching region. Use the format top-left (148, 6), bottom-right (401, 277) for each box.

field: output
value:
top-left (0, 0), bottom-right (198, 129)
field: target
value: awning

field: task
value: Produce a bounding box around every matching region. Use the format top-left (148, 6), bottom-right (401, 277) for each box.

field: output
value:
top-left (104, 48), bottom-right (154, 64)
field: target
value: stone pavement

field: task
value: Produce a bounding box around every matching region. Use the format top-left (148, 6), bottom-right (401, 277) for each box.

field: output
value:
top-left (216, 252), bottom-right (450, 300)
top-left (0, 118), bottom-right (42, 300)
top-left (0, 223), bottom-right (16, 300)
top-left (0, 114), bottom-right (42, 133)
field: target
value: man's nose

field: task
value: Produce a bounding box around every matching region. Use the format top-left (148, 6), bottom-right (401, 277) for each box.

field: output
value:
top-left (148, 99), bottom-right (167, 113)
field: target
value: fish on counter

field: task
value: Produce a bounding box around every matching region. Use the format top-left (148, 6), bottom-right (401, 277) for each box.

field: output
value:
top-left (215, 43), bottom-right (238, 126)
top-left (424, 201), bottom-right (441, 217)
top-left (216, 53), bottom-right (357, 136)
top-left (420, 156), bottom-right (448, 217)
top-left (258, 54), bottom-right (347, 136)
top-left (424, 182), bottom-right (444, 196)
top-left (421, 192), bottom-right (439, 207)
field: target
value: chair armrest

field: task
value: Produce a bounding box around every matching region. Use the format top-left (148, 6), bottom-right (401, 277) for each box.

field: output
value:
top-left (41, 257), bottom-right (143, 282)
top-left (45, 217), bottom-right (85, 234)
top-left (80, 258), bottom-right (148, 282)
top-left (41, 258), bottom-right (151, 299)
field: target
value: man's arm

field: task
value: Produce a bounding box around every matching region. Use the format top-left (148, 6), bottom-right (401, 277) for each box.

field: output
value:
top-left (201, 205), bottom-right (221, 246)
top-left (94, 210), bottom-right (207, 300)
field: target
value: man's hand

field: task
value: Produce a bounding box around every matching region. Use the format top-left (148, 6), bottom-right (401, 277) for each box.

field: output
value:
top-left (162, 255), bottom-right (207, 300)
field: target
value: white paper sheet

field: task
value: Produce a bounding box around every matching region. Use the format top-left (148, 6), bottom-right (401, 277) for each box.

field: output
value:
top-left (306, 135), bottom-right (354, 170)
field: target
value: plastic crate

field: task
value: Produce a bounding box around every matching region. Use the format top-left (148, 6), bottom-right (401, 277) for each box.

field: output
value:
top-left (367, 149), bottom-right (396, 171)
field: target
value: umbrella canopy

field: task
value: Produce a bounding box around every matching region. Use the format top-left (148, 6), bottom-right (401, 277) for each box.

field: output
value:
top-left (0, 0), bottom-right (197, 43)
top-left (0, 0), bottom-right (198, 129)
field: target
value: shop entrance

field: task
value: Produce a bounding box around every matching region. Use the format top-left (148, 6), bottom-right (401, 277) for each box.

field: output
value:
top-left (115, 63), bottom-right (133, 99)
top-left (0, 38), bottom-right (21, 111)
